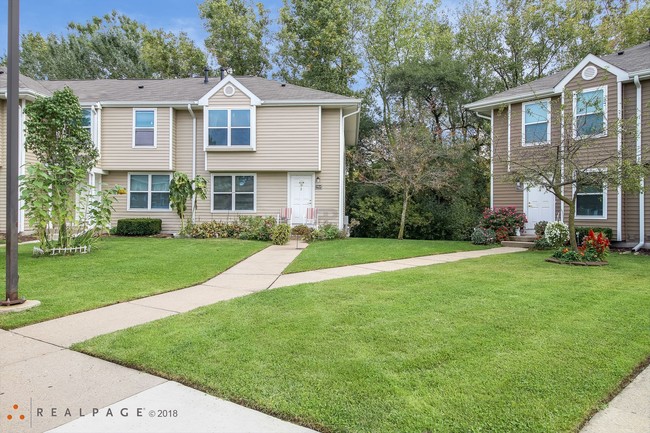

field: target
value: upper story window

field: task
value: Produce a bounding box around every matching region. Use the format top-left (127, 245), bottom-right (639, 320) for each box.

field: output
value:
top-left (81, 108), bottom-right (92, 136)
top-left (574, 86), bottom-right (606, 138)
top-left (207, 109), bottom-right (251, 147)
top-left (129, 173), bottom-right (170, 211)
top-left (523, 100), bottom-right (550, 145)
top-left (133, 109), bottom-right (157, 147)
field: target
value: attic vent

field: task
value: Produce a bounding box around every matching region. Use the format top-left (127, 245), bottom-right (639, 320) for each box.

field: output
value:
top-left (581, 65), bottom-right (598, 81)
top-left (223, 84), bottom-right (235, 97)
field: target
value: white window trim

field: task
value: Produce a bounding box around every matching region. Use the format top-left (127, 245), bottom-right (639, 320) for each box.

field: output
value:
top-left (127, 172), bottom-right (172, 212)
top-left (521, 99), bottom-right (551, 146)
top-left (203, 107), bottom-right (256, 150)
top-left (572, 85), bottom-right (608, 140)
top-left (211, 173), bottom-right (257, 213)
top-left (574, 169), bottom-right (608, 220)
top-left (132, 108), bottom-right (158, 148)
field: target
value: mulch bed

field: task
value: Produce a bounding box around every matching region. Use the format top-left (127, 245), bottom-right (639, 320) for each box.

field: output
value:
top-left (545, 258), bottom-right (608, 266)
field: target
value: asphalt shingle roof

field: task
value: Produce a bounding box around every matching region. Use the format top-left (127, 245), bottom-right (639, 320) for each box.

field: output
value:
top-left (467, 42), bottom-right (650, 110)
top-left (0, 69), bottom-right (359, 104)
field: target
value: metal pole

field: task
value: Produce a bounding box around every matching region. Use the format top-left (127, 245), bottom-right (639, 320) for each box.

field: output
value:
top-left (3, 0), bottom-right (23, 305)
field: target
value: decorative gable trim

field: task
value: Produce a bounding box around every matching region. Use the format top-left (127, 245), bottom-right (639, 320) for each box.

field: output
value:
top-left (198, 75), bottom-right (262, 106)
top-left (553, 55), bottom-right (628, 93)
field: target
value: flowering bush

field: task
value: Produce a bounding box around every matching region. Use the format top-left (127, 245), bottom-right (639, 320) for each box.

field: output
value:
top-left (481, 207), bottom-right (527, 235)
top-left (578, 229), bottom-right (610, 262)
top-left (534, 221), bottom-right (548, 237)
top-left (470, 227), bottom-right (496, 245)
top-left (552, 247), bottom-right (584, 262)
top-left (544, 221), bottom-right (569, 247)
top-left (495, 227), bottom-right (510, 242)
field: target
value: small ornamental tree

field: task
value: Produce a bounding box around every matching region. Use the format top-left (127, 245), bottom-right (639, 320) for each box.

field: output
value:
top-left (21, 87), bottom-right (112, 251)
top-left (169, 172), bottom-right (208, 234)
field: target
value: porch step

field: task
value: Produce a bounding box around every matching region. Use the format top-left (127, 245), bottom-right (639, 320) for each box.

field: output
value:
top-left (501, 240), bottom-right (535, 248)
top-left (508, 235), bottom-right (537, 242)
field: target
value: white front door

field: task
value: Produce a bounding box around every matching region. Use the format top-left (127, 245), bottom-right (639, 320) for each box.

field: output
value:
top-left (290, 175), bottom-right (313, 225)
top-left (525, 186), bottom-right (555, 231)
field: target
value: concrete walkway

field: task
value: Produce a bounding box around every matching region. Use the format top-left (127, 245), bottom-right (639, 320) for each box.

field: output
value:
top-left (16, 243), bottom-right (649, 433)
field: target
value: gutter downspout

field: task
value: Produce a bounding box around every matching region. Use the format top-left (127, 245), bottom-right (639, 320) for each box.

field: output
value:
top-left (617, 82), bottom-right (623, 241)
top-left (633, 76), bottom-right (645, 251)
top-left (341, 105), bottom-right (361, 229)
top-left (188, 104), bottom-right (197, 224)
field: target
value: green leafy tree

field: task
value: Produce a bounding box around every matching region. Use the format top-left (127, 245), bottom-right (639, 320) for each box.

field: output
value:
top-left (199, 0), bottom-right (271, 76)
top-left (18, 11), bottom-right (206, 80)
top-left (169, 172), bottom-right (194, 234)
top-left (21, 87), bottom-right (103, 250)
top-left (358, 124), bottom-right (451, 240)
top-left (275, 0), bottom-right (365, 95)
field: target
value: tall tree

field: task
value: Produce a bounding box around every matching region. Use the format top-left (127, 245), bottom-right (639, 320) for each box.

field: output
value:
top-left (18, 11), bottom-right (206, 80)
top-left (199, 0), bottom-right (271, 76)
top-left (360, 0), bottom-right (450, 129)
top-left (275, 0), bottom-right (364, 95)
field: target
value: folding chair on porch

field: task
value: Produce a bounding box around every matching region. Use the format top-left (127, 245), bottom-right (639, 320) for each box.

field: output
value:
top-left (277, 208), bottom-right (293, 225)
top-left (305, 207), bottom-right (319, 228)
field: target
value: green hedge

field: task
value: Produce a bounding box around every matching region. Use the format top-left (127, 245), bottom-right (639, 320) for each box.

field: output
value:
top-left (116, 218), bottom-right (162, 236)
top-left (575, 226), bottom-right (613, 242)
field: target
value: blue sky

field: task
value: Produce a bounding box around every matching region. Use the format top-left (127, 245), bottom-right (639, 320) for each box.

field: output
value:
top-left (0, 0), bottom-right (284, 55)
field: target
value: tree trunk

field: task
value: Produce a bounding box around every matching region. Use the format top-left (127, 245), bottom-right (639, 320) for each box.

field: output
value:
top-left (398, 188), bottom-right (410, 240)
top-left (567, 200), bottom-right (578, 251)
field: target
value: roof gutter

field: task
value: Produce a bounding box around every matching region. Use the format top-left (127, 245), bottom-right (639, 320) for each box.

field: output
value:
top-left (465, 90), bottom-right (556, 112)
top-left (633, 75), bottom-right (645, 251)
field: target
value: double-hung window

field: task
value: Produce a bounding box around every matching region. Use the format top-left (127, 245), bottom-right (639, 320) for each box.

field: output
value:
top-left (523, 100), bottom-right (550, 145)
top-left (133, 109), bottom-right (156, 147)
top-left (207, 109), bottom-right (251, 147)
top-left (574, 87), bottom-right (606, 138)
top-left (82, 108), bottom-right (92, 138)
top-left (213, 174), bottom-right (255, 212)
top-left (576, 177), bottom-right (606, 218)
top-left (129, 174), bottom-right (171, 210)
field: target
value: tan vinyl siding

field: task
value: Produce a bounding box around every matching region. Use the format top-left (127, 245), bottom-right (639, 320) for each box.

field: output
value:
top-left (206, 106), bottom-right (320, 172)
top-left (208, 85), bottom-right (251, 107)
top-left (102, 171), bottom-right (179, 232)
top-left (100, 108), bottom-right (171, 171)
top-left (492, 106), bottom-right (524, 210)
top-left (315, 108), bottom-right (340, 225)
top-left (643, 79), bottom-right (650, 243)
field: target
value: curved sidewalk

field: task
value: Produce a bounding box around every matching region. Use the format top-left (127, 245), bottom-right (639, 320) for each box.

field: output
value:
top-left (4, 245), bottom-right (526, 433)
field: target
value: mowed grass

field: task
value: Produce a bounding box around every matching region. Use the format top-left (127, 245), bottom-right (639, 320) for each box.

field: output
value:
top-left (283, 237), bottom-right (492, 273)
top-left (0, 237), bottom-right (267, 329)
top-left (76, 252), bottom-right (650, 433)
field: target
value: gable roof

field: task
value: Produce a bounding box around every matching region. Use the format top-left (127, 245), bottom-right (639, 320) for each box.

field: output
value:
top-left (466, 42), bottom-right (650, 113)
top-left (0, 68), bottom-right (360, 106)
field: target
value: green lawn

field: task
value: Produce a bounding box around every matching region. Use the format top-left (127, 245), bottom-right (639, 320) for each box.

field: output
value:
top-left (75, 252), bottom-right (650, 433)
top-left (0, 237), bottom-right (267, 329)
top-left (283, 238), bottom-right (492, 273)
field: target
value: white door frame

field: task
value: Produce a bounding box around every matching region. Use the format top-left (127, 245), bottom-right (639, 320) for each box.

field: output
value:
top-left (287, 172), bottom-right (316, 224)
top-left (524, 185), bottom-right (556, 230)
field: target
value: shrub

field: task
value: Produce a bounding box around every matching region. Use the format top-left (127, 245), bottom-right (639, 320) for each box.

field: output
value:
top-left (552, 247), bottom-right (584, 262)
top-left (534, 221), bottom-right (548, 237)
top-left (304, 224), bottom-right (345, 242)
top-left (271, 224), bottom-right (291, 245)
top-left (495, 227), bottom-right (510, 242)
top-left (532, 237), bottom-right (553, 250)
top-left (575, 226), bottom-right (613, 244)
top-left (579, 229), bottom-right (610, 262)
top-left (238, 216), bottom-right (276, 241)
top-left (481, 207), bottom-right (527, 235)
top-left (544, 221), bottom-right (569, 247)
top-left (470, 227), bottom-right (496, 245)
top-left (291, 224), bottom-right (312, 237)
top-left (116, 218), bottom-right (162, 236)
